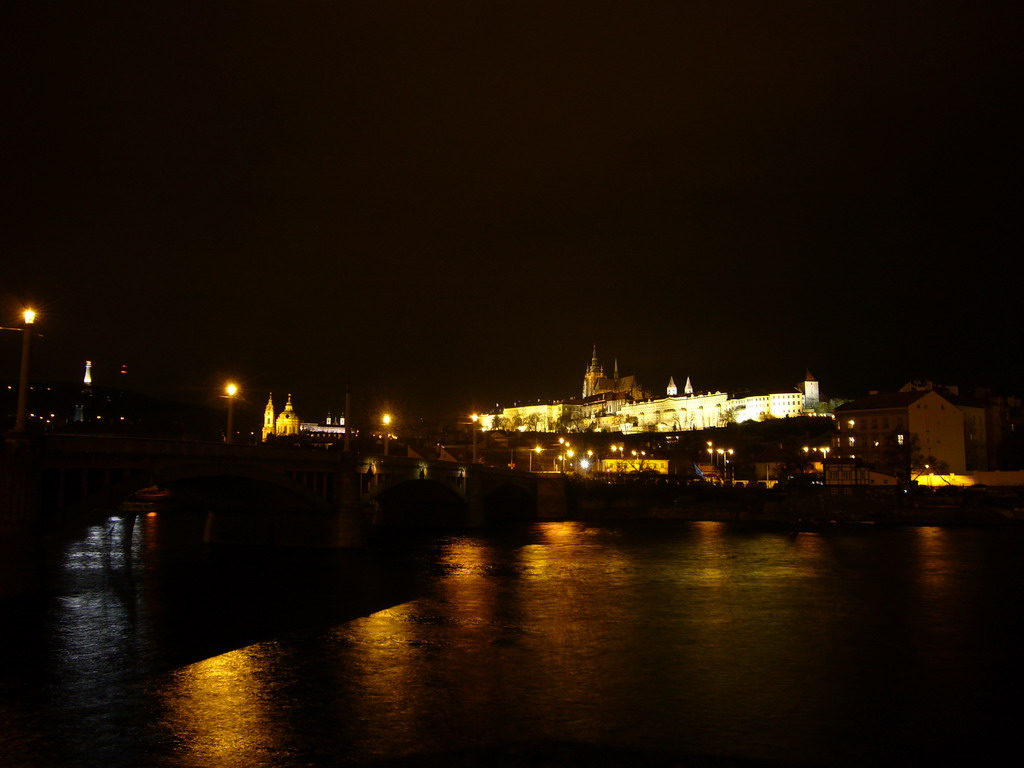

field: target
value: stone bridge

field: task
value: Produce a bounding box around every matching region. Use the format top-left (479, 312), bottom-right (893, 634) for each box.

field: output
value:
top-left (1, 434), bottom-right (568, 547)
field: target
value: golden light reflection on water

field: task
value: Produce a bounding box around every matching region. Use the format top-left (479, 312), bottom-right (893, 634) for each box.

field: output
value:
top-left (692, 520), bottom-right (730, 586)
top-left (536, 519), bottom-right (586, 544)
top-left (439, 538), bottom-right (500, 629)
top-left (162, 647), bottom-right (277, 766)
top-left (341, 605), bottom-right (435, 759)
top-left (913, 525), bottom-right (953, 594)
top-left (134, 521), bottom-right (1010, 768)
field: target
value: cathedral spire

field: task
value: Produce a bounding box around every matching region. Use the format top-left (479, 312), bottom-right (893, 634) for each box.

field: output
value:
top-left (667, 376), bottom-right (677, 396)
top-left (583, 345), bottom-right (604, 398)
top-left (262, 393), bottom-right (275, 442)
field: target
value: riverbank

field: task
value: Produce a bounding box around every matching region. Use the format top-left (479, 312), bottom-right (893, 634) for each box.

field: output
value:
top-left (566, 480), bottom-right (1024, 526)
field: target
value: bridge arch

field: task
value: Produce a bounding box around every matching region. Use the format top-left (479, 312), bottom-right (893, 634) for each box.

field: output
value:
top-left (374, 478), bottom-right (469, 527)
top-left (58, 462), bottom-right (337, 517)
top-left (146, 464), bottom-right (335, 514)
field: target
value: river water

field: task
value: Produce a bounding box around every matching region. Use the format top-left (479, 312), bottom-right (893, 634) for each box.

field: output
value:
top-left (2, 512), bottom-right (1022, 767)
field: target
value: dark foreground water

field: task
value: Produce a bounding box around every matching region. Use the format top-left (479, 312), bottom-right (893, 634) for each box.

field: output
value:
top-left (2, 512), bottom-right (1022, 767)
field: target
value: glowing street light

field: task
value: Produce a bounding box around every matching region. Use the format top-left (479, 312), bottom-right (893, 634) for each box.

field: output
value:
top-left (382, 413), bottom-right (392, 456)
top-left (14, 308), bottom-right (37, 434)
top-left (224, 383), bottom-right (238, 444)
top-left (530, 445), bottom-right (542, 472)
top-left (609, 443), bottom-right (623, 472)
top-left (470, 413), bottom-right (479, 463)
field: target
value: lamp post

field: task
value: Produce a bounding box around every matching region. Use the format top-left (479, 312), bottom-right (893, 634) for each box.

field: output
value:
top-left (530, 445), bottom-right (541, 472)
top-left (14, 309), bottom-right (37, 434)
top-left (470, 413), bottom-right (479, 463)
top-left (224, 383), bottom-right (238, 444)
top-left (382, 413), bottom-right (392, 456)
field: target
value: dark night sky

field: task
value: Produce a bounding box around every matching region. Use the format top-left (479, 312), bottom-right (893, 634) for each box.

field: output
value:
top-left (3, 2), bottom-right (1020, 426)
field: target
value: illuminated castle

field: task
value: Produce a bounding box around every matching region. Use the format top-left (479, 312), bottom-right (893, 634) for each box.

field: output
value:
top-left (483, 348), bottom-right (821, 433)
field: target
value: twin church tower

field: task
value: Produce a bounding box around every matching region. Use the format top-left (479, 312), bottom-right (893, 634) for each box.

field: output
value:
top-left (262, 393), bottom-right (300, 441)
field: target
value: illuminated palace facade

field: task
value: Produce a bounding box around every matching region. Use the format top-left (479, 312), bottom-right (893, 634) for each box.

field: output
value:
top-left (483, 348), bottom-right (820, 434)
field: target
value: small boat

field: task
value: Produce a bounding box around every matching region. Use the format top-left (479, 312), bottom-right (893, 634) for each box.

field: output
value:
top-left (130, 485), bottom-right (173, 502)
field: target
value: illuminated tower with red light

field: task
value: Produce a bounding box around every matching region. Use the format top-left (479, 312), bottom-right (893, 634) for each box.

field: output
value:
top-left (75, 360), bottom-right (93, 422)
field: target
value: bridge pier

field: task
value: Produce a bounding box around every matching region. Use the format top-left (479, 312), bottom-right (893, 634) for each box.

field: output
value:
top-left (1, 435), bottom-right (43, 533)
top-left (534, 473), bottom-right (569, 520)
top-left (1, 435), bottom-right (46, 597)
top-left (465, 470), bottom-right (485, 527)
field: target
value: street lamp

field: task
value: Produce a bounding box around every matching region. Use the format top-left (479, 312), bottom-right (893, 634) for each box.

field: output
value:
top-left (224, 383), bottom-right (238, 444)
top-left (470, 413), bottom-right (479, 463)
top-left (14, 308), bottom-right (37, 433)
top-left (610, 443), bottom-right (622, 472)
top-left (382, 413), bottom-right (392, 456)
top-left (530, 445), bottom-right (542, 472)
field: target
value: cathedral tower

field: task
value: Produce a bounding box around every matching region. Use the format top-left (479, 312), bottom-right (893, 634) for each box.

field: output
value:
top-left (262, 394), bottom-right (275, 442)
top-left (583, 345), bottom-right (604, 398)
